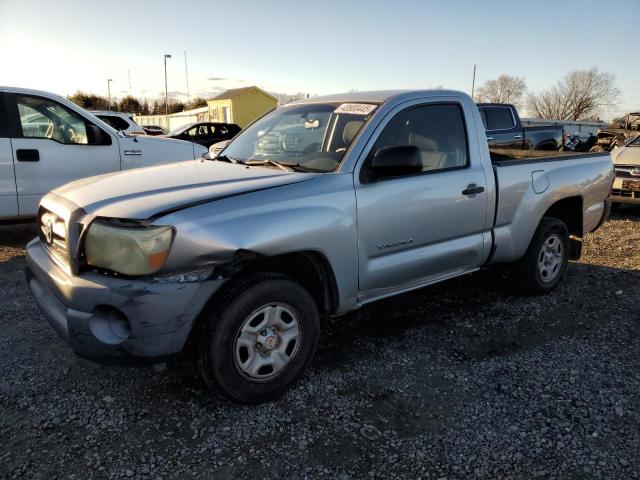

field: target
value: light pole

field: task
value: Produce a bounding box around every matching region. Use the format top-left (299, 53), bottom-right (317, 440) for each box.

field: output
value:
top-left (471, 64), bottom-right (477, 101)
top-left (107, 78), bottom-right (113, 110)
top-left (164, 54), bottom-right (172, 124)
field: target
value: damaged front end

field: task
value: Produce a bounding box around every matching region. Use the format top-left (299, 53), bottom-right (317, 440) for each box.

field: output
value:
top-left (26, 234), bottom-right (228, 365)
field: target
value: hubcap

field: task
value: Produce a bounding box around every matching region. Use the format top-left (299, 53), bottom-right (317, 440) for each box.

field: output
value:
top-left (537, 233), bottom-right (564, 283)
top-left (234, 304), bottom-right (302, 381)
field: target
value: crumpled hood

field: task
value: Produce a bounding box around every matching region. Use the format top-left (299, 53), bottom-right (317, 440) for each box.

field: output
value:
top-left (611, 146), bottom-right (640, 166)
top-left (53, 160), bottom-right (314, 219)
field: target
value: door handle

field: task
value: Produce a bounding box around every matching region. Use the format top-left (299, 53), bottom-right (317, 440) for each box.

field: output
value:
top-left (462, 184), bottom-right (485, 196)
top-left (514, 134), bottom-right (523, 139)
top-left (16, 149), bottom-right (40, 162)
top-left (124, 150), bottom-right (142, 156)
top-left (486, 136), bottom-right (494, 141)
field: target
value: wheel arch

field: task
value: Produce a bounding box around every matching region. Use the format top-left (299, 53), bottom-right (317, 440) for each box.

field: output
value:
top-left (540, 195), bottom-right (583, 259)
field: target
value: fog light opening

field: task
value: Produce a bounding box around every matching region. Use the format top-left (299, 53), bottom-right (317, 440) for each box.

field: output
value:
top-left (89, 306), bottom-right (131, 345)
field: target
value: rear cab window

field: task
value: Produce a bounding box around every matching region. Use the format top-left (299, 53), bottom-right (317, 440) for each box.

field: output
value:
top-left (484, 107), bottom-right (515, 131)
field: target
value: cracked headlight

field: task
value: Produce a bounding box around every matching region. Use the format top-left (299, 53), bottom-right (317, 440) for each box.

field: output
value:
top-left (84, 221), bottom-right (174, 276)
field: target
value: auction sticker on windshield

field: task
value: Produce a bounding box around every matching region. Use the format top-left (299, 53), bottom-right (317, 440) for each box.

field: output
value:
top-left (334, 103), bottom-right (377, 115)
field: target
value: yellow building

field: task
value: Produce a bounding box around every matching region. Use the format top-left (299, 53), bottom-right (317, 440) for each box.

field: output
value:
top-left (207, 86), bottom-right (278, 128)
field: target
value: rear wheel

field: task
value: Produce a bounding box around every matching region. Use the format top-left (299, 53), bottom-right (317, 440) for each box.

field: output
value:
top-left (511, 217), bottom-right (570, 294)
top-left (198, 272), bottom-right (320, 404)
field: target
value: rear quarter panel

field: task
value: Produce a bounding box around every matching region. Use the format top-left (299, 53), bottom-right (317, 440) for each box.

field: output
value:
top-left (490, 153), bottom-right (613, 264)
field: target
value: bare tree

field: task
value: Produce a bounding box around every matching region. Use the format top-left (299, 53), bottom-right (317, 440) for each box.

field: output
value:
top-left (526, 68), bottom-right (619, 120)
top-left (475, 75), bottom-right (527, 105)
top-left (274, 92), bottom-right (308, 106)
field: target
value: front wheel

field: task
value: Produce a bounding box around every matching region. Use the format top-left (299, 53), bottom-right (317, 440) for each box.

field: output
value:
top-left (510, 217), bottom-right (570, 294)
top-left (198, 272), bottom-right (320, 404)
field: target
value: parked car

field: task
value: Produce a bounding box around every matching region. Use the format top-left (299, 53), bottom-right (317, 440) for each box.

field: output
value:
top-left (609, 135), bottom-right (640, 206)
top-left (26, 90), bottom-right (612, 403)
top-left (0, 87), bottom-right (208, 220)
top-left (590, 112), bottom-right (640, 152)
top-left (166, 122), bottom-right (241, 148)
top-left (477, 103), bottom-right (564, 150)
top-left (90, 111), bottom-right (145, 135)
top-left (142, 125), bottom-right (167, 136)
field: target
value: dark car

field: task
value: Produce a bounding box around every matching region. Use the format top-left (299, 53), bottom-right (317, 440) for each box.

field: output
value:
top-left (166, 122), bottom-right (241, 148)
top-left (477, 103), bottom-right (564, 151)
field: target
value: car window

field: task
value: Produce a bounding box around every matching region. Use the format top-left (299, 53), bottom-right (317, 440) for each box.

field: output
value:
top-left (98, 115), bottom-right (130, 131)
top-left (367, 103), bottom-right (468, 175)
top-left (16, 95), bottom-right (88, 144)
top-left (479, 108), bottom-right (488, 130)
top-left (198, 125), bottom-right (208, 135)
top-left (485, 107), bottom-right (514, 131)
top-left (187, 127), bottom-right (197, 137)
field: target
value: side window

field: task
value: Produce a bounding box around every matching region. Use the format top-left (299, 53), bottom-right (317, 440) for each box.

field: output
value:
top-left (98, 115), bottom-right (129, 131)
top-left (16, 95), bottom-right (88, 144)
top-left (485, 107), bottom-right (514, 131)
top-left (198, 125), bottom-right (209, 135)
top-left (187, 127), bottom-right (198, 137)
top-left (367, 103), bottom-right (468, 176)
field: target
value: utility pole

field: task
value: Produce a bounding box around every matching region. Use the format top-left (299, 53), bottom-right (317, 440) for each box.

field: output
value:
top-left (471, 64), bottom-right (477, 101)
top-left (184, 51), bottom-right (190, 106)
top-left (107, 78), bottom-right (113, 110)
top-left (164, 54), bottom-right (172, 123)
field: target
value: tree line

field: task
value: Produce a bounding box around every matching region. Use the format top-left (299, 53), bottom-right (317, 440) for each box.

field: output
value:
top-left (67, 92), bottom-right (209, 115)
top-left (475, 67), bottom-right (619, 121)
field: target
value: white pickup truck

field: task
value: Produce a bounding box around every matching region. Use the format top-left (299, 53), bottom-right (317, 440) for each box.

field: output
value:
top-left (0, 87), bottom-right (207, 220)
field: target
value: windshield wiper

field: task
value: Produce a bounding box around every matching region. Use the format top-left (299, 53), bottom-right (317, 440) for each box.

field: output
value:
top-left (246, 159), bottom-right (296, 172)
top-left (213, 154), bottom-right (245, 164)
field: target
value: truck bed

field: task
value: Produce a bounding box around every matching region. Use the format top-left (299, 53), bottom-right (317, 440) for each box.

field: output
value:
top-left (490, 148), bottom-right (604, 165)
top-left (488, 149), bottom-right (612, 266)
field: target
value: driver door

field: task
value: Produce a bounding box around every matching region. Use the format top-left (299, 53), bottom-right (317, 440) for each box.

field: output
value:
top-left (8, 93), bottom-right (120, 216)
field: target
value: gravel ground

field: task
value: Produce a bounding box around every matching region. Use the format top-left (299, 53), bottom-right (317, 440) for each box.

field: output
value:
top-left (1, 207), bottom-right (639, 480)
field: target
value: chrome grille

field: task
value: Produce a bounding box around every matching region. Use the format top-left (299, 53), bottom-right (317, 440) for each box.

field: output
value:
top-left (615, 166), bottom-right (640, 179)
top-left (39, 208), bottom-right (68, 264)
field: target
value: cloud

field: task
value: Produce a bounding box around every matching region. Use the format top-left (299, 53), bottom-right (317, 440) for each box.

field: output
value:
top-left (206, 77), bottom-right (227, 81)
top-left (196, 87), bottom-right (226, 98)
top-left (156, 90), bottom-right (189, 97)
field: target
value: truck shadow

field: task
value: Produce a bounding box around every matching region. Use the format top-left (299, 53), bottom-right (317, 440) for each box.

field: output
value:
top-left (314, 259), bottom-right (639, 371)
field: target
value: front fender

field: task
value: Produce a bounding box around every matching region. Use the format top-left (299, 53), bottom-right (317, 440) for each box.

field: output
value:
top-left (157, 174), bottom-right (360, 313)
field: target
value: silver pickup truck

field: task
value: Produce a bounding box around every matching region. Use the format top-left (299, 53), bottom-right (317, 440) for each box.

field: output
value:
top-left (26, 90), bottom-right (613, 403)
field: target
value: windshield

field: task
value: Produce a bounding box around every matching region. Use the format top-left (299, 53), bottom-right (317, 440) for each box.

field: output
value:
top-left (626, 135), bottom-right (640, 146)
top-left (168, 124), bottom-right (193, 136)
top-left (221, 102), bottom-right (378, 172)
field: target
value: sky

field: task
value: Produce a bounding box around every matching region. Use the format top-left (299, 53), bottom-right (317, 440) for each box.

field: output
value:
top-left (1, 0), bottom-right (638, 119)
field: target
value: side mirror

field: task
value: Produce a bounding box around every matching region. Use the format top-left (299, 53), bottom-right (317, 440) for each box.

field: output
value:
top-left (86, 125), bottom-right (111, 146)
top-left (368, 145), bottom-right (421, 180)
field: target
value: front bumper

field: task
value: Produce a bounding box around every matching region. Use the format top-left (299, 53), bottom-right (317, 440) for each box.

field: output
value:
top-left (26, 238), bottom-right (226, 364)
top-left (610, 177), bottom-right (640, 204)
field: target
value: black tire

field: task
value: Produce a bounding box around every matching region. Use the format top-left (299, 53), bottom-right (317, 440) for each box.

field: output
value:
top-left (198, 272), bottom-right (320, 404)
top-left (511, 217), bottom-right (570, 295)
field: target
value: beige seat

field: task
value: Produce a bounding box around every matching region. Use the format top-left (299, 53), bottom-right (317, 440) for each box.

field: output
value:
top-left (409, 132), bottom-right (448, 171)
